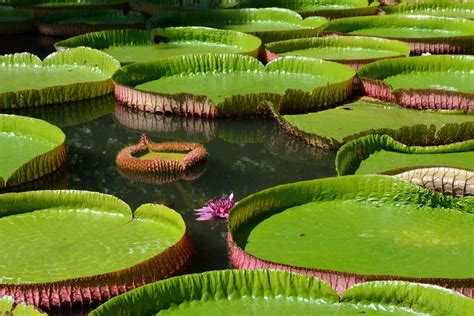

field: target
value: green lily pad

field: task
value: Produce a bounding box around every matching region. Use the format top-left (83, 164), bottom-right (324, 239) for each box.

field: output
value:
top-left (37, 9), bottom-right (147, 36)
top-left (145, 8), bottom-right (328, 43)
top-left (0, 296), bottom-right (44, 315)
top-left (113, 53), bottom-right (355, 117)
top-left (228, 175), bottom-right (474, 293)
top-left (275, 98), bottom-right (474, 149)
top-left (0, 47), bottom-right (120, 109)
top-left (0, 6), bottom-right (34, 34)
top-left (90, 270), bottom-right (474, 315)
top-left (336, 134), bottom-right (474, 176)
top-left (55, 27), bottom-right (262, 64)
top-left (383, 2), bottom-right (474, 19)
top-left (0, 190), bottom-right (192, 309)
top-left (131, 0), bottom-right (239, 13)
top-left (358, 55), bottom-right (474, 111)
top-left (325, 15), bottom-right (474, 54)
top-left (264, 36), bottom-right (410, 68)
top-left (240, 0), bottom-right (380, 18)
top-left (0, 114), bottom-right (66, 189)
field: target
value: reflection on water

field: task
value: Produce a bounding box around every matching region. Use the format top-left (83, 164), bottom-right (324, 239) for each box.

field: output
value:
top-left (8, 99), bottom-right (336, 272)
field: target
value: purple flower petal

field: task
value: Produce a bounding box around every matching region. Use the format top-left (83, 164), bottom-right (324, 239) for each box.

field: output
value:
top-left (194, 193), bottom-right (237, 221)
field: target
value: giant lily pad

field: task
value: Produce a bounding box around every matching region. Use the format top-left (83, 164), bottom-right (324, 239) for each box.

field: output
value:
top-left (0, 296), bottom-right (44, 315)
top-left (0, 47), bottom-right (120, 109)
top-left (145, 8), bottom-right (328, 43)
top-left (55, 27), bottom-right (262, 64)
top-left (131, 0), bottom-right (239, 14)
top-left (274, 98), bottom-right (474, 149)
top-left (358, 55), bottom-right (474, 111)
top-left (37, 9), bottom-right (147, 37)
top-left (383, 2), bottom-right (474, 19)
top-left (0, 190), bottom-right (192, 310)
top-left (228, 175), bottom-right (474, 296)
top-left (336, 134), bottom-right (474, 176)
top-left (240, 0), bottom-right (380, 18)
top-left (0, 6), bottom-right (34, 35)
top-left (264, 36), bottom-right (410, 69)
top-left (113, 53), bottom-right (355, 118)
top-left (90, 270), bottom-right (474, 315)
top-left (0, 114), bottom-right (66, 189)
top-left (325, 15), bottom-right (474, 54)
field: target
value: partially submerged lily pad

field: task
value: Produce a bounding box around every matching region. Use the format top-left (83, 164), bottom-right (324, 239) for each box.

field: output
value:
top-left (116, 135), bottom-right (208, 176)
top-left (0, 47), bottom-right (120, 109)
top-left (145, 8), bottom-right (328, 43)
top-left (264, 36), bottom-right (410, 69)
top-left (0, 114), bottom-right (66, 189)
top-left (358, 55), bottom-right (474, 111)
top-left (383, 2), bottom-right (474, 19)
top-left (325, 15), bottom-right (474, 54)
top-left (228, 175), bottom-right (474, 296)
top-left (240, 0), bottom-right (380, 18)
top-left (336, 134), bottom-right (474, 176)
top-left (90, 271), bottom-right (474, 315)
top-left (0, 190), bottom-right (192, 310)
top-left (274, 98), bottom-right (474, 149)
top-left (37, 9), bottom-right (147, 37)
top-left (113, 53), bottom-right (355, 117)
top-left (55, 27), bottom-right (262, 64)
top-left (0, 6), bottom-right (34, 35)
top-left (0, 295), bottom-right (44, 315)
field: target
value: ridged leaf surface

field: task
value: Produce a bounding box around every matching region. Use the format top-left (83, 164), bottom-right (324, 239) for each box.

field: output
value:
top-left (90, 270), bottom-right (474, 315)
top-left (146, 8), bottom-right (328, 43)
top-left (336, 134), bottom-right (474, 176)
top-left (55, 27), bottom-right (261, 64)
top-left (229, 175), bottom-right (473, 279)
top-left (0, 47), bottom-right (120, 108)
top-left (266, 36), bottom-right (410, 61)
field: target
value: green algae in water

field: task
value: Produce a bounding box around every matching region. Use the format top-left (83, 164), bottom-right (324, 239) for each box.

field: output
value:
top-left (244, 200), bottom-right (473, 278)
top-left (134, 72), bottom-right (330, 104)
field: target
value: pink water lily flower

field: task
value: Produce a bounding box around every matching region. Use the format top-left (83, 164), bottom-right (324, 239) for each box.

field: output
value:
top-left (195, 193), bottom-right (236, 221)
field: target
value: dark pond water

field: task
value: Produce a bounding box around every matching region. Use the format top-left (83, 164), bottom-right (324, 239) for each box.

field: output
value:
top-left (0, 35), bottom-right (337, 276)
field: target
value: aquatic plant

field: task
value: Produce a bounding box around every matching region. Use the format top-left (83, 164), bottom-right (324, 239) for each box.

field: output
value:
top-left (195, 193), bottom-right (236, 221)
top-left (89, 270), bottom-right (474, 315)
